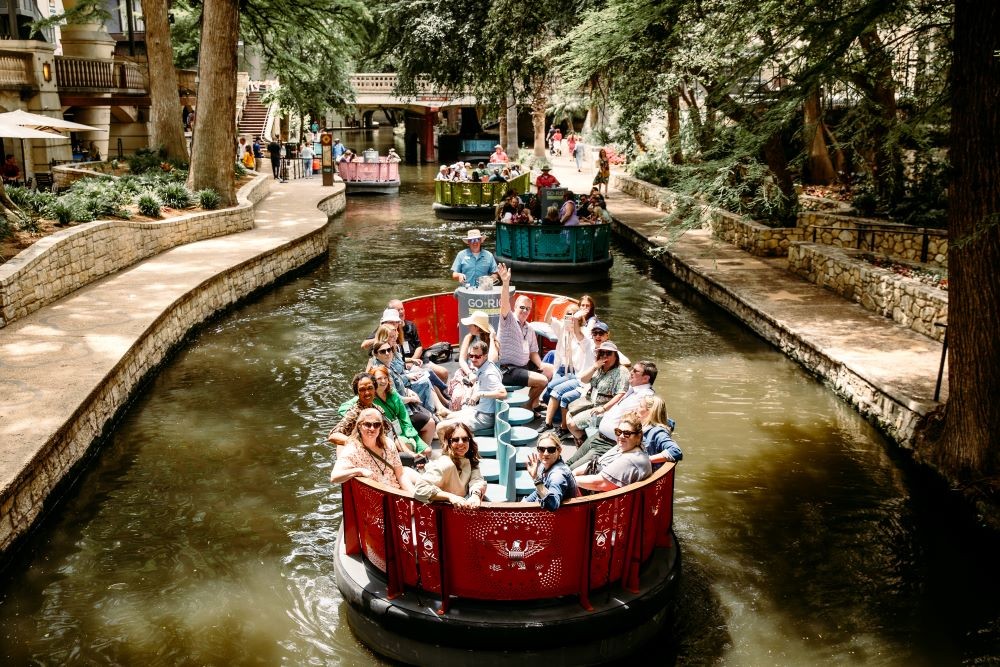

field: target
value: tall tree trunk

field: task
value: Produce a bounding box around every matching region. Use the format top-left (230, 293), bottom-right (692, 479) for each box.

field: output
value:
top-left (932, 0), bottom-right (1000, 478)
top-left (667, 86), bottom-right (682, 164)
top-left (499, 112), bottom-right (507, 151)
top-left (531, 87), bottom-right (546, 158)
top-left (680, 85), bottom-right (708, 152)
top-left (803, 87), bottom-right (836, 184)
top-left (505, 90), bottom-right (518, 159)
top-left (144, 0), bottom-right (187, 159)
top-left (187, 0), bottom-right (239, 205)
top-left (859, 29), bottom-right (904, 207)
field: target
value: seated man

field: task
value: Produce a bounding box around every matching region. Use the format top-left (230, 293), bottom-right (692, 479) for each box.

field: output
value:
top-left (565, 359), bottom-right (657, 469)
top-left (438, 340), bottom-right (506, 433)
top-left (496, 263), bottom-right (553, 410)
top-left (2, 155), bottom-right (20, 184)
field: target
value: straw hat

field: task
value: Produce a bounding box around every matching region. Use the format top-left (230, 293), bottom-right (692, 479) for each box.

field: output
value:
top-left (463, 229), bottom-right (484, 241)
top-left (461, 310), bottom-right (494, 333)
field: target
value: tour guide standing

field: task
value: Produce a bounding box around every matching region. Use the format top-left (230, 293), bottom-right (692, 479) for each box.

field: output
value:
top-left (451, 229), bottom-right (498, 288)
top-left (332, 137), bottom-right (346, 172)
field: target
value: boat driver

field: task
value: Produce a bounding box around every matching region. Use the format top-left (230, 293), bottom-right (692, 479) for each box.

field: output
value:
top-left (450, 229), bottom-right (498, 288)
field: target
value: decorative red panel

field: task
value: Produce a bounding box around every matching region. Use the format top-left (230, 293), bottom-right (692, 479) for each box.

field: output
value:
top-left (352, 481), bottom-right (389, 572)
top-left (391, 498), bottom-right (443, 594)
top-left (589, 494), bottom-right (633, 590)
top-left (442, 505), bottom-right (590, 600)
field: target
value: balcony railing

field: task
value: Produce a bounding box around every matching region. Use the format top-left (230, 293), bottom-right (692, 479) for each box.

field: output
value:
top-left (0, 50), bottom-right (33, 89)
top-left (54, 56), bottom-right (145, 94)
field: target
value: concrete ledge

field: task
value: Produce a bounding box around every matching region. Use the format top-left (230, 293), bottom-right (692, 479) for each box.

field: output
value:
top-left (0, 173), bottom-right (271, 329)
top-left (788, 242), bottom-right (947, 341)
top-left (610, 218), bottom-right (937, 447)
top-left (0, 180), bottom-right (346, 559)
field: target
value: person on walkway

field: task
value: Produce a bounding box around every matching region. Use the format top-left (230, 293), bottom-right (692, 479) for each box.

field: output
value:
top-left (329, 407), bottom-right (415, 491)
top-left (409, 422), bottom-right (487, 507)
top-left (535, 165), bottom-right (560, 189)
top-left (236, 136), bottom-right (248, 163)
top-left (551, 128), bottom-right (563, 155)
top-left (566, 358), bottom-right (655, 468)
top-left (252, 137), bottom-right (263, 163)
top-left (438, 339), bottom-right (506, 434)
top-left (451, 229), bottom-right (498, 288)
top-left (524, 433), bottom-right (580, 510)
top-left (574, 412), bottom-right (652, 491)
top-left (573, 137), bottom-right (586, 172)
top-left (300, 142), bottom-right (315, 178)
top-left (594, 148), bottom-right (611, 195)
top-left (496, 263), bottom-right (553, 410)
top-left (241, 145), bottom-right (256, 170)
top-left (490, 144), bottom-right (509, 163)
top-left (267, 137), bottom-right (282, 179)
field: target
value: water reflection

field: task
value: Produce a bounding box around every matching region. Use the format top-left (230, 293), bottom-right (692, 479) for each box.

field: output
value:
top-left (1, 132), bottom-right (998, 666)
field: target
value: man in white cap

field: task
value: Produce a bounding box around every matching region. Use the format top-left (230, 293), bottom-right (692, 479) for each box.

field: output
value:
top-left (490, 144), bottom-right (509, 163)
top-left (451, 229), bottom-right (498, 288)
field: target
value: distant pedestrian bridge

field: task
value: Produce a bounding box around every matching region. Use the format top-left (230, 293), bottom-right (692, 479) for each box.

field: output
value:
top-left (349, 74), bottom-right (477, 112)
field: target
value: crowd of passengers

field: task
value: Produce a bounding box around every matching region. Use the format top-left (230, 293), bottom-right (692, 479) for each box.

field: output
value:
top-left (329, 240), bottom-right (681, 510)
top-left (493, 186), bottom-right (610, 226)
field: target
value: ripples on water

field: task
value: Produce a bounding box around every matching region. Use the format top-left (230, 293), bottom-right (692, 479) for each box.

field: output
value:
top-left (1, 142), bottom-right (999, 665)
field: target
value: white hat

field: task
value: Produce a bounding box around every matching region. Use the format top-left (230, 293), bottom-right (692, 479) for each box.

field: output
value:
top-left (463, 229), bottom-right (484, 241)
top-left (460, 310), bottom-right (494, 334)
top-left (380, 308), bottom-right (401, 323)
top-left (495, 144), bottom-right (503, 149)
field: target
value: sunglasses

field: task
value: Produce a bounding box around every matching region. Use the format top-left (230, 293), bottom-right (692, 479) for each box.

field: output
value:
top-left (376, 348), bottom-right (392, 354)
top-left (596, 351), bottom-right (615, 357)
top-left (592, 330), bottom-right (608, 336)
top-left (614, 428), bottom-right (640, 438)
top-left (536, 445), bottom-right (558, 454)
top-left (517, 305), bottom-right (531, 312)
top-left (468, 353), bottom-right (483, 359)
top-left (449, 436), bottom-right (470, 444)
top-left (630, 367), bottom-right (645, 374)
top-left (467, 238), bottom-right (482, 243)
top-left (360, 421), bottom-right (382, 430)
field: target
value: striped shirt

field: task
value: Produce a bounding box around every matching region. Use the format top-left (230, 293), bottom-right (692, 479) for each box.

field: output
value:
top-left (497, 310), bottom-right (537, 367)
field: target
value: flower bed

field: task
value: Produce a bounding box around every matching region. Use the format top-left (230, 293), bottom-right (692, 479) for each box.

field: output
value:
top-left (863, 254), bottom-right (948, 291)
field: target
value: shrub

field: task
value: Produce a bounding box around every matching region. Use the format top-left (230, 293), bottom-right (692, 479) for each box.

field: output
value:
top-left (127, 147), bottom-right (167, 175)
top-left (234, 162), bottom-right (247, 178)
top-left (0, 215), bottom-right (12, 241)
top-left (197, 188), bottom-right (222, 210)
top-left (156, 182), bottom-right (193, 209)
top-left (137, 193), bottom-right (162, 217)
top-left (45, 199), bottom-right (76, 226)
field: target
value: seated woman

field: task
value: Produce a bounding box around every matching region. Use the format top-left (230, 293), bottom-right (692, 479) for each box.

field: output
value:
top-left (328, 372), bottom-right (390, 446)
top-left (541, 205), bottom-right (561, 225)
top-left (524, 433), bottom-right (580, 511)
top-left (369, 324), bottom-right (448, 417)
top-left (330, 407), bottom-right (416, 491)
top-left (448, 311), bottom-right (499, 410)
top-left (559, 190), bottom-right (579, 226)
top-left (370, 366), bottom-right (434, 457)
top-left (407, 422), bottom-right (487, 507)
top-left (574, 413), bottom-right (652, 492)
top-left (637, 395), bottom-right (683, 468)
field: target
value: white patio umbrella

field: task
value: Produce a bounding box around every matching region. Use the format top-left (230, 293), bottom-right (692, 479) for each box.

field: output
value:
top-left (0, 122), bottom-right (66, 186)
top-left (0, 109), bottom-right (105, 133)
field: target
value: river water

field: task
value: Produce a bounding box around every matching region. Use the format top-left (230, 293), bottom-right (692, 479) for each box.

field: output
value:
top-left (1, 132), bottom-right (998, 666)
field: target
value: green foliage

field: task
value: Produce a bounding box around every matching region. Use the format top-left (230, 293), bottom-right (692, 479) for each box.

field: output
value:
top-left (0, 215), bottom-right (12, 241)
top-left (197, 189), bottom-right (222, 210)
top-left (127, 147), bottom-right (188, 175)
top-left (169, 0), bottom-right (202, 69)
top-left (156, 182), bottom-right (193, 209)
top-left (234, 162), bottom-right (247, 178)
top-left (137, 194), bottom-right (162, 218)
top-left (44, 199), bottom-right (78, 226)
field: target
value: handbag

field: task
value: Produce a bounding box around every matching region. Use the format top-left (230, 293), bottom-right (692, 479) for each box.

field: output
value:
top-left (422, 341), bottom-right (452, 364)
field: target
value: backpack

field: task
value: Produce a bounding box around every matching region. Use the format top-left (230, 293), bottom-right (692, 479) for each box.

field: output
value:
top-left (422, 341), bottom-right (452, 364)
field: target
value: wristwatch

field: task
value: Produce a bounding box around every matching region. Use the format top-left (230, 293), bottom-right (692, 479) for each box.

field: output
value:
top-left (533, 476), bottom-right (544, 486)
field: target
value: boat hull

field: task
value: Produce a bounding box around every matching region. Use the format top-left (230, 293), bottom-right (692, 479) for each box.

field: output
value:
top-left (334, 524), bottom-right (681, 666)
top-left (344, 180), bottom-right (400, 195)
top-left (432, 202), bottom-right (498, 220)
top-left (494, 254), bottom-right (613, 283)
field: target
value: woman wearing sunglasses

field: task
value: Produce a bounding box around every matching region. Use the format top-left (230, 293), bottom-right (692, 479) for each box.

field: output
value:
top-left (524, 433), bottom-right (580, 511)
top-left (369, 324), bottom-right (449, 418)
top-left (330, 408), bottom-right (414, 492)
top-left (408, 423), bottom-right (487, 508)
top-left (448, 311), bottom-right (499, 410)
top-left (574, 412), bottom-right (651, 492)
top-left (370, 366), bottom-right (434, 458)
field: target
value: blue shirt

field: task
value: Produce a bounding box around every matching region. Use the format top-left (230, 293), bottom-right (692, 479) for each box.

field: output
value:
top-left (524, 459), bottom-right (579, 511)
top-left (450, 248), bottom-right (498, 287)
top-left (474, 361), bottom-right (504, 415)
top-left (643, 425), bottom-right (682, 467)
top-left (332, 142), bottom-right (346, 159)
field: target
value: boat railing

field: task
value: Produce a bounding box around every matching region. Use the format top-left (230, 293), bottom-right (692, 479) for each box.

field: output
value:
top-left (460, 139), bottom-right (497, 154)
top-left (434, 173), bottom-right (531, 207)
top-left (496, 222), bottom-right (613, 264)
top-left (339, 159), bottom-right (400, 183)
top-left (340, 460), bottom-right (676, 612)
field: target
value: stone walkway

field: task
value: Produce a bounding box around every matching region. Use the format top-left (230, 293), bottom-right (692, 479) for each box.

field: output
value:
top-left (545, 151), bottom-right (946, 442)
top-left (0, 178), bottom-right (339, 552)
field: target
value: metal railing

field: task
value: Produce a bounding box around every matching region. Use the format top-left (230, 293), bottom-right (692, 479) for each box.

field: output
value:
top-left (496, 221), bottom-right (613, 264)
top-left (810, 223), bottom-right (946, 264)
top-left (434, 173), bottom-right (531, 207)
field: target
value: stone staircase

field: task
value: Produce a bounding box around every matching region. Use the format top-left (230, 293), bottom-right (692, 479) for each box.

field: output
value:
top-left (238, 89), bottom-right (270, 140)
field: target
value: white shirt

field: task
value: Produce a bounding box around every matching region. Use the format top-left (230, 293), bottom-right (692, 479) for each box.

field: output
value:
top-left (598, 383), bottom-right (654, 440)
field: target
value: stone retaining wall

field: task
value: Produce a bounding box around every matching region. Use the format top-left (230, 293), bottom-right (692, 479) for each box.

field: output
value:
top-left (611, 217), bottom-right (930, 448)
top-left (0, 187), bottom-right (347, 558)
top-left (614, 174), bottom-right (802, 256)
top-left (615, 174), bottom-right (948, 266)
top-left (0, 174), bottom-right (271, 329)
top-left (788, 242), bottom-right (947, 341)
top-left (797, 211), bottom-right (947, 268)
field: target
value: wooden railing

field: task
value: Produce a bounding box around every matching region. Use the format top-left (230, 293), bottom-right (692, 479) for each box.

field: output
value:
top-left (0, 50), bottom-right (33, 89)
top-left (55, 56), bottom-right (145, 93)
